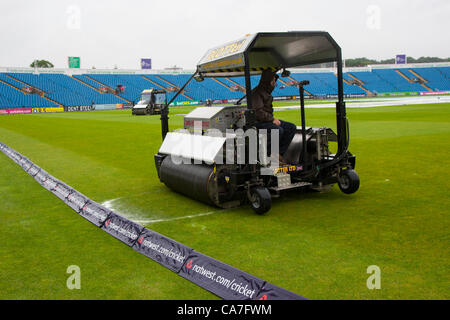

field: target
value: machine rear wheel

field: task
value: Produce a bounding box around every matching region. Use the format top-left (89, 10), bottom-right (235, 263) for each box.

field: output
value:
top-left (250, 187), bottom-right (272, 215)
top-left (338, 169), bottom-right (360, 194)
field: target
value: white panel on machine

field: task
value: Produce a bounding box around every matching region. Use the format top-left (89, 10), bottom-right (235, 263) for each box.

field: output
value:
top-left (185, 107), bottom-right (226, 119)
top-left (159, 132), bottom-right (226, 163)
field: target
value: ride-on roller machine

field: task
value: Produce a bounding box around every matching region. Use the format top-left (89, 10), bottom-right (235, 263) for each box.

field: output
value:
top-left (132, 89), bottom-right (167, 115)
top-left (154, 32), bottom-right (360, 214)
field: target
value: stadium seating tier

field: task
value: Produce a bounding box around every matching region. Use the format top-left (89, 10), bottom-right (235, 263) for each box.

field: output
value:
top-left (1, 67), bottom-right (449, 109)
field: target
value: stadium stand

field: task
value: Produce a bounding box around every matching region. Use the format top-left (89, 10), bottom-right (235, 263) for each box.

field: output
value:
top-left (346, 70), bottom-right (398, 93)
top-left (408, 67), bottom-right (450, 91)
top-left (140, 74), bottom-right (182, 103)
top-left (372, 69), bottom-right (425, 92)
top-left (160, 74), bottom-right (243, 101)
top-left (0, 65), bottom-right (449, 110)
top-left (0, 80), bottom-right (57, 108)
top-left (2, 73), bottom-right (123, 107)
top-left (439, 66), bottom-right (450, 79)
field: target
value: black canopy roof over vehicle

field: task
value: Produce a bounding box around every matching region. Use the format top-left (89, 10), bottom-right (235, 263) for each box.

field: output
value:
top-left (197, 31), bottom-right (341, 77)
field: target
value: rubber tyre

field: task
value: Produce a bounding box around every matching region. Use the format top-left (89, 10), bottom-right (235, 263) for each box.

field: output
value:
top-left (338, 169), bottom-right (360, 194)
top-left (250, 187), bottom-right (272, 215)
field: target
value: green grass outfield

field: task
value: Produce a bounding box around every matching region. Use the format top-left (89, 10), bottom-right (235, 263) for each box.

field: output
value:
top-left (0, 103), bottom-right (449, 299)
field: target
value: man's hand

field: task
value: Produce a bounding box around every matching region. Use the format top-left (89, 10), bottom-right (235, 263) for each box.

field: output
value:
top-left (273, 118), bottom-right (281, 126)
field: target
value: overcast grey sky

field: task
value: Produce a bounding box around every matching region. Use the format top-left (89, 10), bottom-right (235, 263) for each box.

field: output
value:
top-left (1, 0), bottom-right (449, 70)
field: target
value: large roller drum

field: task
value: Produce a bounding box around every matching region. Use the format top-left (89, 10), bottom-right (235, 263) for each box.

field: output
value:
top-left (284, 130), bottom-right (317, 165)
top-left (132, 106), bottom-right (148, 115)
top-left (159, 156), bottom-right (226, 207)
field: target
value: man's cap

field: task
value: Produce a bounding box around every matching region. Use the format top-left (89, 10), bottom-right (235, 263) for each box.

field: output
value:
top-left (260, 69), bottom-right (279, 84)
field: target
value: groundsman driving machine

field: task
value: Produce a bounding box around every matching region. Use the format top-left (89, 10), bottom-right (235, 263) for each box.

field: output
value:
top-left (132, 88), bottom-right (167, 115)
top-left (154, 31), bottom-right (360, 214)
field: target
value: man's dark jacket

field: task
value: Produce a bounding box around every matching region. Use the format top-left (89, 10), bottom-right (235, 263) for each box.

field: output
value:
top-left (251, 71), bottom-right (277, 122)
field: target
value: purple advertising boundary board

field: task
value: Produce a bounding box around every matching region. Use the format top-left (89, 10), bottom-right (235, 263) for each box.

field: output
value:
top-left (101, 212), bottom-right (145, 247)
top-left (179, 251), bottom-right (308, 300)
top-left (179, 251), bottom-right (266, 300)
top-left (0, 141), bottom-right (307, 300)
top-left (133, 228), bottom-right (193, 273)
